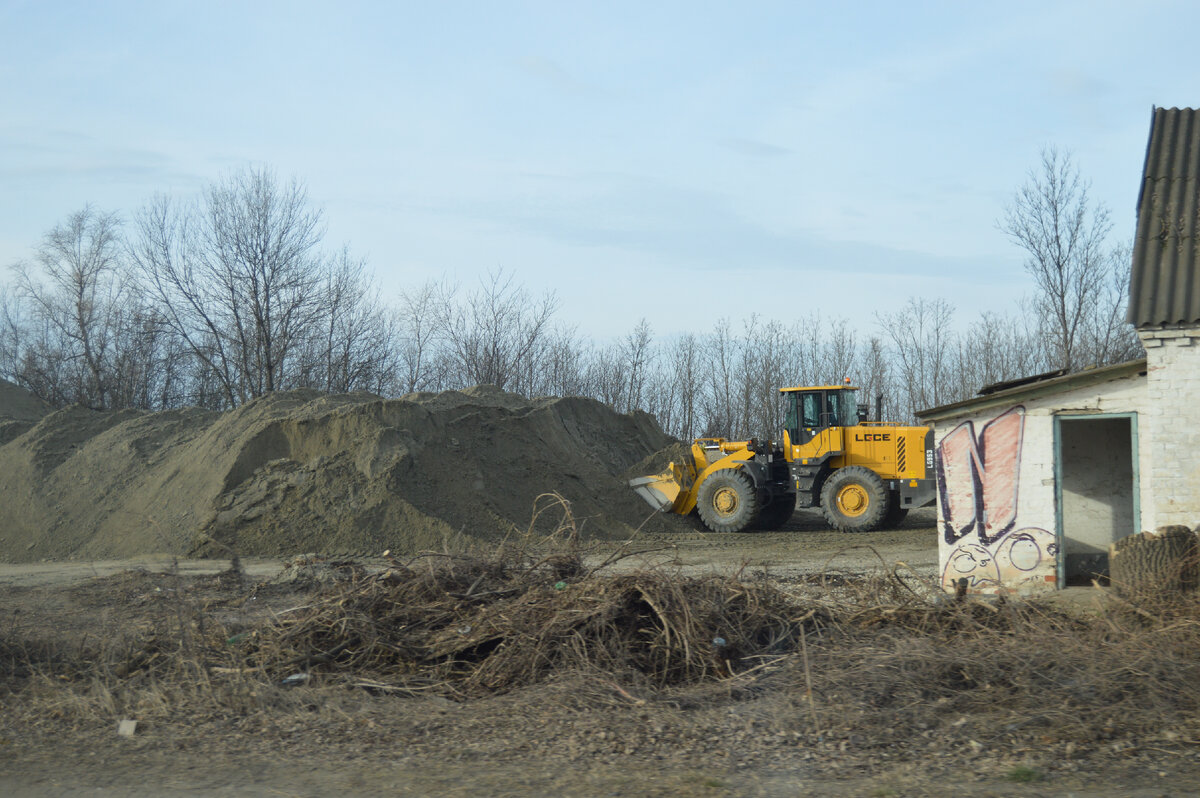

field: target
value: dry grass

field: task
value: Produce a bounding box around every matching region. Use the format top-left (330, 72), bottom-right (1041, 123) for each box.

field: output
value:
top-left (4, 501), bottom-right (1200, 769)
top-left (802, 590), bottom-right (1200, 749)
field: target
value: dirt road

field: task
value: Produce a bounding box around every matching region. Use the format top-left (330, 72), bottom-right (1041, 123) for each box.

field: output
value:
top-left (0, 509), bottom-right (940, 589)
top-left (635, 509), bottom-right (938, 577)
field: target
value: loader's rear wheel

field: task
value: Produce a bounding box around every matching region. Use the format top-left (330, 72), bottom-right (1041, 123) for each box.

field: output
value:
top-left (820, 467), bottom-right (887, 532)
top-left (696, 470), bottom-right (759, 533)
top-left (755, 493), bottom-right (797, 531)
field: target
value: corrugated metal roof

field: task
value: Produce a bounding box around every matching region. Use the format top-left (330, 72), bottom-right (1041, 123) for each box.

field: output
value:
top-left (977, 368), bottom-right (1067, 396)
top-left (1129, 107), bottom-right (1200, 327)
top-left (915, 359), bottom-right (1146, 423)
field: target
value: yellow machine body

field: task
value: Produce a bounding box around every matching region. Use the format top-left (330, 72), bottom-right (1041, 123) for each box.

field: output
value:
top-left (629, 439), bottom-right (756, 516)
top-left (629, 385), bottom-right (936, 533)
top-left (784, 423), bottom-right (932, 481)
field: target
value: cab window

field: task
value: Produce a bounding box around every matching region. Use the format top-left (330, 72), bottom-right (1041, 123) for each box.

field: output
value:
top-left (801, 393), bottom-right (820, 427)
top-left (827, 389), bottom-right (858, 427)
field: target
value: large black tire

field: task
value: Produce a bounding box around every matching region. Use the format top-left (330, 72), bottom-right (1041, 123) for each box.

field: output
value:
top-left (696, 469), bottom-right (759, 533)
top-left (820, 466), bottom-right (888, 532)
top-left (754, 493), bottom-right (797, 531)
top-left (882, 492), bottom-right (909, 528)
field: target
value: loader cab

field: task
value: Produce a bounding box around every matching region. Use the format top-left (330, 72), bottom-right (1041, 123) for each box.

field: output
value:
top-left (782, 386), bottom-right (858, 445)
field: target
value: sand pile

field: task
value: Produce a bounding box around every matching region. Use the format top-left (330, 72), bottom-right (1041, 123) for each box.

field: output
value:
top-left (0, 384), bottom-right (680, 562)
top-left (0, 378), bottom-right (51, 446)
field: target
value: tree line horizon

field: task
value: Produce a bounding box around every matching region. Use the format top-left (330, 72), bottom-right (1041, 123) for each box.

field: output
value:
top-left (0, 150), bottom-right (1141, 441)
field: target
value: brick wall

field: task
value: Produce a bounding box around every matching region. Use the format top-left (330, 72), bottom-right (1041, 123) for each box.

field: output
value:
top-left (1138, 327), bottom-right (1200, 531)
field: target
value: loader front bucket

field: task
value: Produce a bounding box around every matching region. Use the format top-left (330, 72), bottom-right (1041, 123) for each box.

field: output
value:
top-left (628, 462), bottom-right (690, 514)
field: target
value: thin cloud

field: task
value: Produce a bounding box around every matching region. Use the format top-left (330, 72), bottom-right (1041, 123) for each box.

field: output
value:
top-left (0, 143), bottom-right (181, 185)
top-left (718, 137), bottom-right (791, 158)
top-left (1051, 69), bottom-right (1112, 101)
top-left (512, 56), bottom-right (601, 97)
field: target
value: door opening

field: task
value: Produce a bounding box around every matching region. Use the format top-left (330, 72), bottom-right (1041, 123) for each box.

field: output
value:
top-left (1056, 415), bottom-right (1137, 586)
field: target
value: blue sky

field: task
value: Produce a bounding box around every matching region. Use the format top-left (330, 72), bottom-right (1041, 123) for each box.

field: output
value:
top-left (1, 1), bottom-right (1195, 339)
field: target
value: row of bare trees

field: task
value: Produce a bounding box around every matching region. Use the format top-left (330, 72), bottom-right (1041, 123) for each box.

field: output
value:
top-left (0, 152), bottom-right (1142, 435)
top-left (1, 171), bottom-right (404, 411)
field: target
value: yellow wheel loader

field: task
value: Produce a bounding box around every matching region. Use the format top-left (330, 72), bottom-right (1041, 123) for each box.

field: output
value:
top-left (629, 385), bottom-right (934, 533)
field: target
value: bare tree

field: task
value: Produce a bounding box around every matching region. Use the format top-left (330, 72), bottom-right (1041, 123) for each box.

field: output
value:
top-left (956, 310), bottom-right (1051, 397)
top-left (876, 297), bottom-right (955, 421)
top-left (534, 326), bottom-right (588, 398)
top-left (297, 248), bottom-right (400, 395)
top-left (0, 286), bottom-right (66, 402)
top-left (735, 317), bottom-right (789, 439)
top-left (1001, 148), bottom-right (1117, 371)
top-left (1076, 241), bottom-right (1142, 367)
top-left (667, 333), bottom-right (701, 440)
top-left (4, 207), bottom-right (135, 408)
top-left (794, 314), bottom-right (832, 386)
top-left (396, 278), bottom-right (446, 394)
top-left (102, 302), bottom-right (190, 410)
top-left (131, 168), bottom-right (326, 406)
top-left (732, 316), bottom-right (760, 438)
top-left (584, 342), bottom-right (628, 410)
top-left (438, 269), bottom-right (558, 393)
top-left (821, 318), bottom-right (859, 386)
top-left (0, 287), bottom-right (22, 382)
top-left (857, 336), bottom-right (892, 420)
top-left (620, 319), bottom-right (654, 413)
top-left (701, 318), bottom-right (737, 438)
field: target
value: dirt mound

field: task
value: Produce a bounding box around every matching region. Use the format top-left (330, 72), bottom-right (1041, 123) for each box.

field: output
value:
top-left (0, 379), bottom-right (50, 422)
top-left (0, 379), bottom-right (51, 446)
top-left (0, 387), bottom-right (680, 562)
top-left (622, 441), bottom-right (694, 481)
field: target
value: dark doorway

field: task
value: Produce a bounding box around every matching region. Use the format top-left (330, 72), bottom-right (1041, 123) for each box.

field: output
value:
top-left (1056, 415), bottom-right (1137, 586)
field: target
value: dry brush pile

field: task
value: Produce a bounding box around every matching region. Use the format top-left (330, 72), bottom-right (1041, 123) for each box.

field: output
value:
top-left (214, 500), bottom-right (808, 697)
top-left (241, 559), bottom-right (801, 696)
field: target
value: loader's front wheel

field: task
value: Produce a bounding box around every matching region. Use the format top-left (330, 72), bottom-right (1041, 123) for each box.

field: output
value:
top-left (820, 466), bottom-right (887, 532)
top-left (696, 469), bottom-right (759, 533)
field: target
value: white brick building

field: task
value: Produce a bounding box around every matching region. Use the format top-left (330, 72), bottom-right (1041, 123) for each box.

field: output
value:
top-left (917, 107), bottom-right (1200, 594)
top-left (918, 363), bottom-right (1147, 594)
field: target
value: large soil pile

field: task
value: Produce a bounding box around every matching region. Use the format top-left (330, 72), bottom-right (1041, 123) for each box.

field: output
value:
top-left (0, 378), bottom-right (51, 446)
top-left (0, 384), bottom-right (680, 562)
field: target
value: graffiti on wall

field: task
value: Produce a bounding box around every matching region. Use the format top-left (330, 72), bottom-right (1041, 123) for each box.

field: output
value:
top-left (936, 406), bottom-right (1057, 592)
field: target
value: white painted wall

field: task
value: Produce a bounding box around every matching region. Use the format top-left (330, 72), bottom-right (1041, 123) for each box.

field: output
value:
top-left (931, 370), bottom-right (1146, 595)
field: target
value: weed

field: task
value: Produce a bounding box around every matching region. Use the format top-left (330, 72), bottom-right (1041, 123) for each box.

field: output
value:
top-left (1005, 765), bottom-right (1044, 783)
